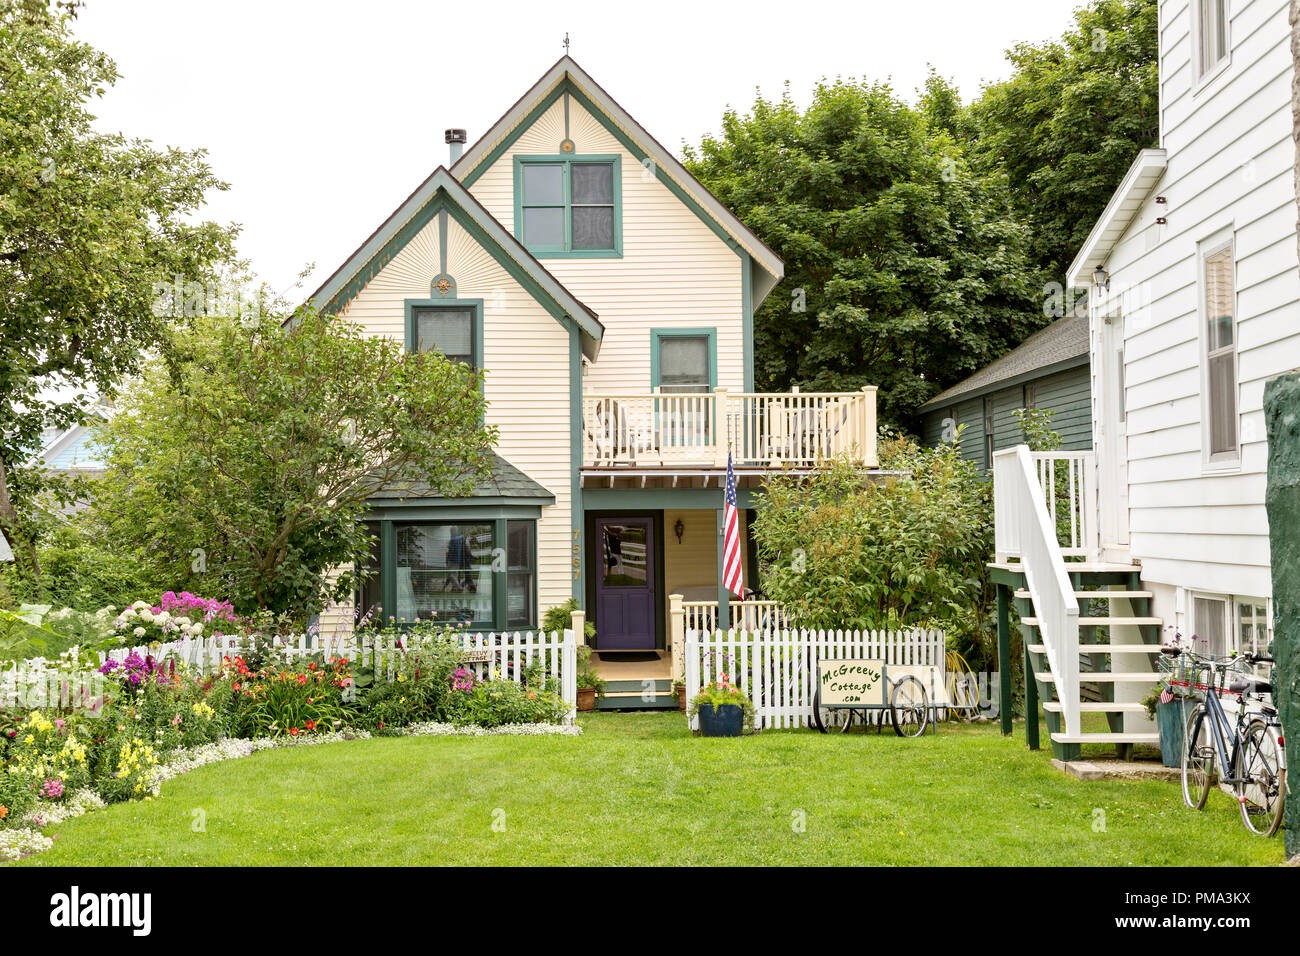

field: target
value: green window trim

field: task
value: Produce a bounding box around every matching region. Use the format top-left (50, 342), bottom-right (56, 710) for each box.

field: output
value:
top-left (650, 327), bottom-right (717, 393)
top-left (512, 154), bottom-right (623, 258)
top-left (365, 513), bottom-right (539, 632)
top-left (404, 298), bottom-right (485, 369)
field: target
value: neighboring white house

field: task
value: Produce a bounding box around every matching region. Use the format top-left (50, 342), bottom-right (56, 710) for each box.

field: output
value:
top-left (992, 0), bottom-right (1297, 753)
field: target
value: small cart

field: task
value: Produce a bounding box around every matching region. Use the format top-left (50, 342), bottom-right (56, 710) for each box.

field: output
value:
top-left (811, 659), bottom-right (943, 737)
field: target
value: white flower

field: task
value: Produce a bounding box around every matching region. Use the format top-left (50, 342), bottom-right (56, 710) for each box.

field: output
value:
top-left (132, 601), bottom-right (149, 611)
top-left (139, 609), bottom-right (154, 622)
top-left (192, 623), bottom-right (204, 636)
top-left (176, 616), bottom-right (191, 627)
top-left (122, 608), bottom-right (136, 620)
top-left (133, 627), bottom-right (147, 638)
top-left (156, 611), bottom-right (170, 624)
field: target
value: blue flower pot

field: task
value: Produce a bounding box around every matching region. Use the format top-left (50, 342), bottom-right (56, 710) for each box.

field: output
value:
top-left (1156, 698), bottom-right (1192, 768)
top-left (698, 703), bottom-right (743, 737)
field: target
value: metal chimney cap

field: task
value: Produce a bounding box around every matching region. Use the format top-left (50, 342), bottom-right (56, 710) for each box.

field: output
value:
top-left (445, 128), bottom-right (467, 144)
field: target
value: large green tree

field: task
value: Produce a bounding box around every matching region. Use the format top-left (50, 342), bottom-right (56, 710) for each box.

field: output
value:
top-left (0, 1), bottom-right (238, 585)
top-left (684, 79), bottom-right (1043, 424)
top-left (87, 311), bottom-right (496, 618)
top-left (968, 0), bottom-right (1159, 281)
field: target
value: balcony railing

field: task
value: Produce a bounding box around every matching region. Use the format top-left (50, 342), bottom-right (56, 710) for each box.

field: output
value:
top-left (581, 386), bottom-right (877, 469)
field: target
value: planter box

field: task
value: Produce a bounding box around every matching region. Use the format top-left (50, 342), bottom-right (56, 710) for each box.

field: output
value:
top-left (1156, 698), bottom-right (1194, 768)
top-left (576, 687), bottom-right (596, 712)
top-left (676, 686), bottom-right (686, 712)
top-left (698, 702), bottom-right (743, 737)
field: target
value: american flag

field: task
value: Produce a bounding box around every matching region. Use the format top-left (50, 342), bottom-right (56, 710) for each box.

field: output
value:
top-left (722, 453), bottom-right (744, 596)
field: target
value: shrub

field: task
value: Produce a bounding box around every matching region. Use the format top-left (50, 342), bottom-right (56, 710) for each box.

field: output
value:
top-left (446, 678), bottom-right (568, 728)
top-left (752, 434), bottom-right (995, 665)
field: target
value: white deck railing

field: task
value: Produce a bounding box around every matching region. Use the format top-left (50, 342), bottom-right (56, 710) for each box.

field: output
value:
top-left (995, 449), bottom-right (1099, 562)
top-left (582, 386), bottom-right (878, 469)
top-left (992, 445), bottom-right (1081, 736)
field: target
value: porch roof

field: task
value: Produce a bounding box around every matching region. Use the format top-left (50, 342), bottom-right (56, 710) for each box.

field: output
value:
top-left (368, 452), bottom-right (555, 505)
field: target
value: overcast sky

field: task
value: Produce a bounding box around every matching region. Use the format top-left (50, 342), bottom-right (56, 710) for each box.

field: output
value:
top-left (70, 0), bottom-right (1086, 296)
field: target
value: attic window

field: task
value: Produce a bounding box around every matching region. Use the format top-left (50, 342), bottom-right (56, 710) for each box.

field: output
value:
top-left (514, 155), bottom-right (622, 257)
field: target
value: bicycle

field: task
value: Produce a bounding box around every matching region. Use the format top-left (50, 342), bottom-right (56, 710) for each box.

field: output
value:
top-left (1164, 646), bottom-right (1286, 836)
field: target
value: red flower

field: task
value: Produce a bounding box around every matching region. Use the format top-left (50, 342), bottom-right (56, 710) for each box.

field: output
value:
top-left (289, 727), bottom-right (300, 736)
top-left (296, 674), bottom-right (307, 685)
top-left (232, 682), bottom-right (241, 691)
top-left (305, 720), bottom-right (316, 730)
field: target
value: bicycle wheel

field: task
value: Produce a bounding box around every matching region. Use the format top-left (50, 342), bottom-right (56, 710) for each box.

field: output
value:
top-left (890, 676), bottom-right (929, 738)
top-left (1234, 719), bottom-right (1286, 837)
top-left (1181, 705), bottom-right (1214, 810)
top-left (812, 684), bottom-right (850, 734)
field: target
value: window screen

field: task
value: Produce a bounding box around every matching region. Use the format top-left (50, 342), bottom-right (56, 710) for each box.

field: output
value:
top-left (414, 308), bottom-right (475, 368)
top-left (657, 335), bottom-right (710, 393)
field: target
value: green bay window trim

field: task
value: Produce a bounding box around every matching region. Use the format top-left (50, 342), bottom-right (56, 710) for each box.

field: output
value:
top-left (360, 512), bottom-right (539, 631)
top-left (650, 328), bottom-right (717, 393)
top-left (513, 155), bottom-right (623, 257)
top-left (404, 298), bottom-right (484, 369)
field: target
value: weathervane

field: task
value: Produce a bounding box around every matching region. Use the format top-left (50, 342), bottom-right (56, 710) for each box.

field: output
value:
top-left (563, 32), bottom-right (570, 54)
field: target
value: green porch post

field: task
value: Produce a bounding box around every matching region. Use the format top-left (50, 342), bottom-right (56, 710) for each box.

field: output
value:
top-left (997, 583), bottom-right (1012, 736)
top-left (715, 508), bottom-right (730, 630)
top-left (1024, 635), bottom-right (1040, 751)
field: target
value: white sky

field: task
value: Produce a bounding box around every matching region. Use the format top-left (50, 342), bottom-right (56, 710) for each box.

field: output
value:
top-left (71, 0), bottom-right (1086, 296)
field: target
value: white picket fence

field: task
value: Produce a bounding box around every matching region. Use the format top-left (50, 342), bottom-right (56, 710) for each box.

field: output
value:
top-left (4, 629), bottom-right (578, 722)
top-left (684, 627), bottom-right (946, 730)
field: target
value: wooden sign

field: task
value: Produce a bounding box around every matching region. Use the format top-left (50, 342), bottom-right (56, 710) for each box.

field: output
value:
top-left (817, 658), bottom-right (885, 706)
top-left (462, 649), bottom-right (495, 663)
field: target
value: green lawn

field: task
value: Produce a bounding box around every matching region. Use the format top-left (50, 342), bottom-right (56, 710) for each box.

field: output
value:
top-left (11, 713), bottom-right (1286, 866)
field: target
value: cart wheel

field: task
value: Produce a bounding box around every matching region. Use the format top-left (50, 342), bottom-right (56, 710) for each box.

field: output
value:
top-left (812, 684), bottom-right (850, 734)
top-left (890, 676), bottom-right (930, 738)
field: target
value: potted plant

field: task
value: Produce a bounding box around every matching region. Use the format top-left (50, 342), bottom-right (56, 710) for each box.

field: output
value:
top-left (574, 644), bottom-right (605, 712)
top-left (672, 677), bottom-right (687, 712)
top-left (688, 675), bottom-right (754, 737)
top-left (1144, 646), bottom-right (1197, 768)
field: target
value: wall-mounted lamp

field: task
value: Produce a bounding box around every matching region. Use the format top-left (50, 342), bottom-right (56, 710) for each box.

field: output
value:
top-left (673, 518), bottom-right (685, 544)
top-left (1093, 265), bottom-right (1110, 292)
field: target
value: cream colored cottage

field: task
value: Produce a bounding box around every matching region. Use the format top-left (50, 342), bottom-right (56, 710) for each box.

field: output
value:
top-left (313, 57), bottom-right (877, 688)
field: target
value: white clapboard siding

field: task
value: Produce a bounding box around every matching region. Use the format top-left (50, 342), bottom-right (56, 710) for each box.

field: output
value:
top-left (683, 628), bottom-right (945, 731)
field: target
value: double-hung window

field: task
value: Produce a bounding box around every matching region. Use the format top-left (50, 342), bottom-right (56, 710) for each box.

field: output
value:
top-left (1196, 0), bottom-right (1230, 78)
top-left (1201, 240), bottom-right (1238, 463)
top-left (655, 333), bottom-right (713, 394)
top-left (515, 156), bottom-right (621, 256)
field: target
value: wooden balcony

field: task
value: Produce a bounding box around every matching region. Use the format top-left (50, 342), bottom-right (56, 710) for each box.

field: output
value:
top-left (580, 386), bottom-right (877, 476)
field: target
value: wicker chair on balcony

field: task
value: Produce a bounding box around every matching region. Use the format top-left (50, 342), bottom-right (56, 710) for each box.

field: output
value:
top-left (585, 398), bottom-right (660, 466)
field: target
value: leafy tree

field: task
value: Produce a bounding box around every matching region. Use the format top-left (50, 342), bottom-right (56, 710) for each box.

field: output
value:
top-left (967, 0), bottom-right (1159, 281)
top-left (752, 434), bottom-right (996, 666)
top-left (86, 310), bottom-right (497, 619)
top-left (0, 1), bottom-right (238, 585)
top-left (684, 79), bottom-right (1043, 425)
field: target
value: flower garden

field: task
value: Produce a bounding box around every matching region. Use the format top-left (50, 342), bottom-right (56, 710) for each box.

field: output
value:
top-left (0, 592), bottom-right (574, 862)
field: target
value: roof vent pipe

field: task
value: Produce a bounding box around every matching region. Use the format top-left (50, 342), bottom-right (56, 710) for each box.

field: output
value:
top-left (445, 128), bottom-right (467, 165)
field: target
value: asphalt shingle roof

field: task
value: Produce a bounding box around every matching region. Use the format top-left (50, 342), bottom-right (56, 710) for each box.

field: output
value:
top-left (918, 313), bottom-right (1090, 412)
top-left (367, 452), bottom-right (554, 502)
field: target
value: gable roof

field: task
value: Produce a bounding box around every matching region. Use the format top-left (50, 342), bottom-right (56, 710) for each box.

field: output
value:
top-left (305, 167), bottom-right (603, 359)
top-left (1066, 148), bottom-right (1167, 289)
top-left (452, 55), bottom-right (785, 304)
top-left (367, 451), bottom-right (555, 504)
top-left (918, 312), bottom-right (1090, 412)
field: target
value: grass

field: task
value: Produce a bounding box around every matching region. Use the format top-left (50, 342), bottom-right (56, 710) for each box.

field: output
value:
top-left (11, 712), bottom-right (1286, 866)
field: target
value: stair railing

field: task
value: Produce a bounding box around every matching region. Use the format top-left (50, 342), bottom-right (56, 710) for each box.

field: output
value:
top-left (993, 445), bottom-right (1081, 737)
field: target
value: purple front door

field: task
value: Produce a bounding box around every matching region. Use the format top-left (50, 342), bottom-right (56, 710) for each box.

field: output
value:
top-left (594, 517), bottom-right (656, 650)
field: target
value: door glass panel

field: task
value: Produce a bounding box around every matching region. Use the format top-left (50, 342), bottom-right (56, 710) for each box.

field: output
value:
top-left (602, 523), bottom-right (648, 586)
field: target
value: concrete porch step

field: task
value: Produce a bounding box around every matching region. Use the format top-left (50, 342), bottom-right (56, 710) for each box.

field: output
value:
top-left (1028, 644), bottom-right (1163, 654)
top-left (1050, 732), bottom-right (1160, 745)
top-left (1044, 701), bottom-right (1149, 713)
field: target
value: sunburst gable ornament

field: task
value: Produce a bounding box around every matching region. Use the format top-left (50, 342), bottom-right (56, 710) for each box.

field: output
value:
top-left (432, 275), bottom-right (454, 296)
top-left (560, 138), bottom-right (575, 154)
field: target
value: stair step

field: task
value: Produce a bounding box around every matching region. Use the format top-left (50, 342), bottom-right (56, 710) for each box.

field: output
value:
top-left (1035, 671), bottom-right (1158, 683)
top-left (1021, 617), bottom-right (1161, 627)
top-left (1015, 590), bottom-right (1152, 600)
top-left (1044, 701), bottom-right (1149, 713)
top-left (1050, 732), bottom-right (1160, 745)
top-left (1028, 644), bottom-right (1163, 654)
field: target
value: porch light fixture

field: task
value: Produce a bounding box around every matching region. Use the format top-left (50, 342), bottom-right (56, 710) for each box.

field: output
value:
top-left (1093, 265), bottom-right (1110, 291)
top-left (674, 518), bottom-right (684, 544)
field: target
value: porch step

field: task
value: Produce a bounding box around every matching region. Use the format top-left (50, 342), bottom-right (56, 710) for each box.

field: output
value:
top-left (1044, 701), bottom-right (1149, 714)
top-left (1050, 732), bottom-right (1161, 745)
top-left (603, 679), bottom-right (672, 693)
top-left (1021, 617), bottom-right (1161, 627)
top-left (1035, 671), bottom-right (1158, 683)
top-left (1015, 590), bottom-right (1152, 600)
top-left (1028, 644), bottom-right (1163, 655)
top-left (595, 691), bottom-right (680, 711)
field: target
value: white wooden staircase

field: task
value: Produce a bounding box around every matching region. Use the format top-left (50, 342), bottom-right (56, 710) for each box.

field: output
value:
top-left (992, 447), bottom-right (1162, 760)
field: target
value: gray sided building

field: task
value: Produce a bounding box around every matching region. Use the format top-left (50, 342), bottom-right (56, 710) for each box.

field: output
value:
top-left (917, 313), bottom-right (1091, 469)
